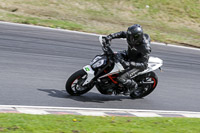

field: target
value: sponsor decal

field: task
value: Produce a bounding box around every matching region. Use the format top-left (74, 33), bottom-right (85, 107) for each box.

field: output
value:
top-left (85, 67), bottom-right (90, 71)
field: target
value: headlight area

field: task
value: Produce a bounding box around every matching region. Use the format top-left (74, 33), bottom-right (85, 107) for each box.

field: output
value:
top-left (92, 59), bottom-right (105, 68)
top-left (90, 55), bottom-right (107, 69)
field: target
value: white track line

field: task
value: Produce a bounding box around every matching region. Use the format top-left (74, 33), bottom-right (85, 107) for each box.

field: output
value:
top-left (130, 112), bottom-right (162, 117)
top-left (0, 21), bottom-right (99, 36)
top-left (0, 21), bottom-right (199, 51)
top-left (16, 108), bottom-right (50, 115)
top-left (181, 114), bottom-right (200, 118)
top-left (78, 111), bottom-right (106, 116)
top-left (1, 105), bottom-right (200, 117)
top-left (1, 105), bottom-right (200, 116)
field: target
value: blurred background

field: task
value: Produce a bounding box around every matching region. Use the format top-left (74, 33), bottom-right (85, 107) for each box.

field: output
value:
top-left (0, 0), bottom-right (199, 47)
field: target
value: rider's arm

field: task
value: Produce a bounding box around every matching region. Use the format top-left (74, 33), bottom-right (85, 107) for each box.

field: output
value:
top-left (120, 50), bottom-right (150, 70)
top-left (130, 54), bottom-right (150, 70)
top-left (105, 31), bottom-right (127, 42)
top-left (130, 40), bottom-right (151, 70)
top-left (108, 31), bottom-right (127, 39)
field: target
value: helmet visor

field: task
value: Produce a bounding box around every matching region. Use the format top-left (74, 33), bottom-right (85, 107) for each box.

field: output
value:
top-left (127, 34), bottom-right (134, 44)
top-left (127, 33), bottom-right (143, 46)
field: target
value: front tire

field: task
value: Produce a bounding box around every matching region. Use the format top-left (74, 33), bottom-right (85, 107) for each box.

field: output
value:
top-left (130, 72), bottom-right (158, 99)
top-left (66, 69), bottom-right (93, 96)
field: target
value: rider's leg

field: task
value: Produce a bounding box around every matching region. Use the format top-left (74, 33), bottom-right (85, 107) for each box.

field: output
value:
top-left (117, 68), bottom-right (141, 90)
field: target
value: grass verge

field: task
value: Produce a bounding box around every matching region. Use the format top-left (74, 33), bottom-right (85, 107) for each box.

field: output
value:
top-left (0, 0), bottom-right (199, 48)
top-left (0, 113), bottom-right (200, 133)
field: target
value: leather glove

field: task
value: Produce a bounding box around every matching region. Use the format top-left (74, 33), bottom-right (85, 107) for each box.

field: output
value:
top-left (120, 59), bottom-right (130, 69)
top-left (105, 35), bottom-right (112, 44)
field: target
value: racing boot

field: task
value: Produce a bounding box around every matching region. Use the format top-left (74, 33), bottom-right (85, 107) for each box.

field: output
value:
top-left (120, 79), bottom-right (138, 95)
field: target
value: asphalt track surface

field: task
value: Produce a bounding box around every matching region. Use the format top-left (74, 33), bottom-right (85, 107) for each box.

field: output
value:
top-left (0, 22), bottom-right (200, 112)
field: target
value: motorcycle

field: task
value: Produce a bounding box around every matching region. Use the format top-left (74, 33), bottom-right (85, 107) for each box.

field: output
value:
top-left (66, 36), bottom-right (163, 98)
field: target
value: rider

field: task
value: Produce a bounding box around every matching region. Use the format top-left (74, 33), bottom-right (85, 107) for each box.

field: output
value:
top-left (105, 24), bottom-right (151, 92)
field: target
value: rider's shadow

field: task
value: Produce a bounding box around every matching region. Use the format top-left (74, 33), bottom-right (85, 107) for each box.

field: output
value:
top-left (38, 89), bottom-right (131, 103)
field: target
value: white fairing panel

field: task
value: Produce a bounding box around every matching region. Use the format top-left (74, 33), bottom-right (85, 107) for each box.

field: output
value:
top-left (148, 57), bottom-right (163, 69)
top-left (99, 62), bottom-right (124, 78)
top-left (82, 65), bottom-right (95, 85)
top-left (138, 57), bottom-right (163, 75)
top-left (110, 62), bottom-right (125, 73)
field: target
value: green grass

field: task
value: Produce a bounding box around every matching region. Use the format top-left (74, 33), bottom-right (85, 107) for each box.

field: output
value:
top-left (0, 0), bottom-right (199, 47)
top-left (0, 113), bottom-right (200, 133)
top-left (0, 12), bottom-right (85, 31)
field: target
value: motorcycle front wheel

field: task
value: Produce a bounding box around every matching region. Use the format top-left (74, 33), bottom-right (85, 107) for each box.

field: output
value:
top-left (130, 72), bottom-right (158, 99)
top-left (66, 69), bottom-right (93, 96)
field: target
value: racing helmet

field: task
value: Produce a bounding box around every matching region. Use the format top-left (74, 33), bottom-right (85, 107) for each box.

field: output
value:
top-left (126, 24), bottom-right (143, 47)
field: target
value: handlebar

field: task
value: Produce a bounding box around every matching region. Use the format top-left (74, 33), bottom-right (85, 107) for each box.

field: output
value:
top-left (100, 36), bottom-right (110, 47)
top-left (99, 35), bottom-right (120, 63)
top-left (99, 36), bottom-right (112, 53)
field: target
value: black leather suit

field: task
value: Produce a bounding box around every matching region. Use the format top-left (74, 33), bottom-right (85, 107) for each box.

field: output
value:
top-left (108, 31), bottom-right (151, 88)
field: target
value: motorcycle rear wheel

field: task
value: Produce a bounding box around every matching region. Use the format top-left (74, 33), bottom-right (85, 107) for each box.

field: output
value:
top-left (130, 72), bottom-right (158, 99)
top-left (66, 69), bottom-right (93, 96)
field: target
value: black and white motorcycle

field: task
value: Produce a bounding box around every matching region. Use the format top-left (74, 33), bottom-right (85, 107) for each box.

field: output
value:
top-left (66, 36), bottom-right (163, 98)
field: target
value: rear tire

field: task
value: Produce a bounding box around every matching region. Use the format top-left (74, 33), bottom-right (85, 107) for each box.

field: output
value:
top-left (130, 72), bottom-right (158, 99)
top-left (66, 69), bottom-right (93, 96)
